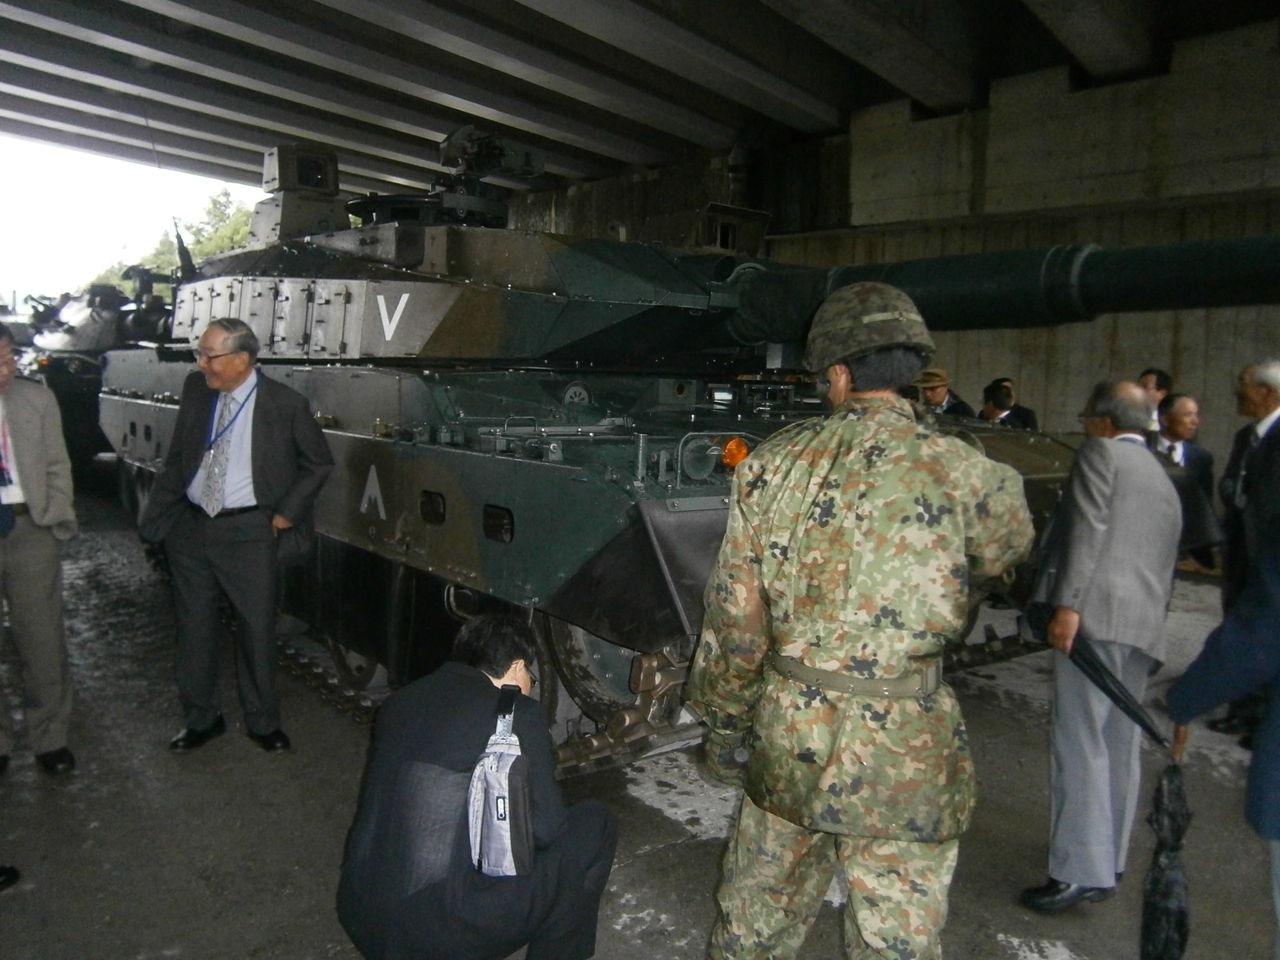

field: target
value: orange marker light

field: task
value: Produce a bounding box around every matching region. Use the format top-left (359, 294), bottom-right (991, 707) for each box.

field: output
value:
top-left (721, 436), bottom-right (750, 468)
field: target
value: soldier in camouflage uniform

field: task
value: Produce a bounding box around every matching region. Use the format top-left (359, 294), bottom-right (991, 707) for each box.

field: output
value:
top-left (686, 282), bottom-right (1035, 960)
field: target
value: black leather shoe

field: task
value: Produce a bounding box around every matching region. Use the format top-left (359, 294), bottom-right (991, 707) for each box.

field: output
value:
top-left (1019, 878), bottom-right (1115, 914)
top-left (0, 865), bottom-right (18, 892)
top-left (169, 716), bottom-right (227, 752)
top-left (248, 729), bottom-right (291, 753)
top-left (35, 747), bottom-right (75, 775)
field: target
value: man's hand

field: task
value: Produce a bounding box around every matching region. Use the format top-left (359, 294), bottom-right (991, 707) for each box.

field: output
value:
top-left (271, 514), bottom-right (294, 533)
top-left (1047, 605), bottom-right (1081, 655)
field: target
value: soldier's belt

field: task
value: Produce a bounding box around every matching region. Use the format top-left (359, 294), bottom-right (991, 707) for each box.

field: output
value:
top-left (767, 651), bottom-right (941, 698)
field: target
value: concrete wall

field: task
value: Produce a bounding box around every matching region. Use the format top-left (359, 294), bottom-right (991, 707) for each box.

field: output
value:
top-left (850, 21), bottom-right (1280, 224)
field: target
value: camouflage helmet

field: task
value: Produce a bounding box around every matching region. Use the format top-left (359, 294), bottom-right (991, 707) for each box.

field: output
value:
top-left (803, 281), bottom-right (934, 373)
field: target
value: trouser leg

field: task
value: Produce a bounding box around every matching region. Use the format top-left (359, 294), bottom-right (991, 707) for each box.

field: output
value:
top-left (835, 836), bottom-right (959, 960)
top-left (166, 517), bottom-right (225, 730)
top-left (1105, 647), bottom-right (1153, 878)
top-left (708, 795), bottom-right (833, 960)
top-left (1049, 643), bottom-right (1154, 888)
top-left (210, 536), bottom-right (279, 735)
top-left (0, 518), bottom-right (72, 755)
top-left (525, 799), bottom-right (618, 960)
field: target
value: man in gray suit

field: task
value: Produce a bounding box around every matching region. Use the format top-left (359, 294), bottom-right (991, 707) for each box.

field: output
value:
top-left (1020, 381), bottom-right (1182, 914)
top-left (0, 323), bottom-right (78, 776)
top-left (140, 318), bottom-right (332, 754)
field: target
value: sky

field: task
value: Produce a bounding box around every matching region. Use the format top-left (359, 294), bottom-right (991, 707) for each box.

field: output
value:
top-left (0, 135), bottom-right (265, 310)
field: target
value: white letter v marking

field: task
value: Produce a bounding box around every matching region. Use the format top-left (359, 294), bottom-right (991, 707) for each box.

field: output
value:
top-left (376, 293), bottom-right (410, 340)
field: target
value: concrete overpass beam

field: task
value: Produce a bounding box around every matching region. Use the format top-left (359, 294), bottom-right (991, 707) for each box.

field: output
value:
top-left (1021, 0), bottom-right (1156, 78)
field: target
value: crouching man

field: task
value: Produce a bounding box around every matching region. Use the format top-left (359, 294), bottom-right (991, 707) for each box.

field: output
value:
top-left (337, 614), bottom-right (617, 960)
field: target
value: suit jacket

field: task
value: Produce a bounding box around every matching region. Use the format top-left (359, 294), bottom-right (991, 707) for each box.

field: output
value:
top-left (1146, 435), bottom-right (1221, 552)
top-left (337, 662), bottom-right (568, 959)
top-left (139, 370), bottom-right (332, 542)
top-left (4, 377), bottom-right (76, 540)
top-left (1031, 435), bottom-right (1181, 659)
top-left (1183, 439), bottom-right (1214, 501)
top-left (1220, 419), bottom-right (1280, 611)
top-left (940, 393), bottom-right (975, 418)
top-left (1004, 404), bottom-right (1038, 431)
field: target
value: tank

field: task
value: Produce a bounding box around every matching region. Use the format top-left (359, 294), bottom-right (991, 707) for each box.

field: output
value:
top-left (99, 142), bottom-right (1280, 770)
top-left (19, 282), bottom-right (169, 466)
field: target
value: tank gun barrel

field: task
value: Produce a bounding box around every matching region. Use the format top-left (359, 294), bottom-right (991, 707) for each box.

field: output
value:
top-left (724, 234), bottom-right (1280, 346)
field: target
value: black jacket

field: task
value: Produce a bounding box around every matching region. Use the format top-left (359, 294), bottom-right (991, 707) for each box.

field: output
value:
top-left (139, 370), bottom-right (332, 542)
top-left (337, 662), bottom-right (569, 960)
top-left (1221, 420), bottom-right (1280, 611)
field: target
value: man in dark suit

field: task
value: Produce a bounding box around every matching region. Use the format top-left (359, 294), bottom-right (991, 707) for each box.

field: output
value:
top-left (0, 323), bottom-right (78, 776)
top-left (1169, 360), bottom-right (1280, 955)
top-left (140, 318), bottom-right (332, 753)
top-left (337, 613), bottom-right (617, 960)
top-left (1221, 364), bottom-right (1280, 608)
top-left (994, 377), bottom-right (1039, 431)
top-left (979, 380), bottom-right (1016, 426)
top-left (1152, 393), bottom-right (1213, 497)
top-left (1020, 381), bottom-right (1181, 914)
top-left (917, 366), bottom-right (975, 418)
top-left (1207, 363), bottom-right (1280, 743)
top-left (1151, 392), bottom-right (1219, 567)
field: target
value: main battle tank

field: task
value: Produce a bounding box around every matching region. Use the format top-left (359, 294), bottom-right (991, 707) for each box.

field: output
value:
top-left (100, 142), bottom-right (1280, 769)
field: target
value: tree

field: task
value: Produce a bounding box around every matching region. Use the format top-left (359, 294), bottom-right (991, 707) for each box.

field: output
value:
top-left (84, 188), bottom-right (252, 290)
top-left (185, 189), bottom-right (252, 260)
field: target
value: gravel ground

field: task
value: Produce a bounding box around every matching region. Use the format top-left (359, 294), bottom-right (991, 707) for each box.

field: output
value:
top-left (0, 459), bottom-right (1269, 959)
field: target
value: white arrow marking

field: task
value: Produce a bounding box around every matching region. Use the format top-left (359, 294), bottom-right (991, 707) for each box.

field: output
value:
top-left (360, 465), bottom-right (387, 520)
top-left (376, 293), bottom-right (410, 340)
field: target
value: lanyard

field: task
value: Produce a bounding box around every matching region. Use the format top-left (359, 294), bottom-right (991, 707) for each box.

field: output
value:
top-left (206, 380), bottom-right (258, 451)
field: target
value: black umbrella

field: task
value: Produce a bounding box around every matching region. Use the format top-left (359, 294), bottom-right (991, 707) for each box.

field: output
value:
top-left (1064, 638), bottom-right (1189, 959)
top-left (1068, 636), bottom-right (1170, 748)
top-left (1140, 727), bottom-right (1192, 960)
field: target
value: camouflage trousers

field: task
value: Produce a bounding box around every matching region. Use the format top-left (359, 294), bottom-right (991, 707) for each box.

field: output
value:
top-left (708, 796), bottom-right (959, 960)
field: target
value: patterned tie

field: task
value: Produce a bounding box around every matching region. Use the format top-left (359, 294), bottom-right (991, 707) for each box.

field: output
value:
top-left (198, 394), bottom-right (237, 517)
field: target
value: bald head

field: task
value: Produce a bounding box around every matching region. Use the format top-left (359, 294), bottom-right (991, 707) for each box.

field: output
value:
top-left (1083, 380), bottom-right (1151, 437)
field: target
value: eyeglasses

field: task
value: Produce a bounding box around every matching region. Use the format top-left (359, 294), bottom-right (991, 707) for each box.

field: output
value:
top-left (195, 349), bottom-right (237, 362)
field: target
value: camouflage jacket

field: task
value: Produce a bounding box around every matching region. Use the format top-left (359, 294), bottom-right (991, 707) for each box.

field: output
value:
top-left (686, 395), bottom-right (1033, 842)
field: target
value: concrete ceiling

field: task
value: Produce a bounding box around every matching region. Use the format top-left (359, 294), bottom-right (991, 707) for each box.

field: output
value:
top-left (0, 0), bottom-right (1271, 196)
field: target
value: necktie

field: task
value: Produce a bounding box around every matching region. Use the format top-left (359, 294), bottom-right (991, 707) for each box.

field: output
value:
top-left (199, 394), bottom-right (237, 517)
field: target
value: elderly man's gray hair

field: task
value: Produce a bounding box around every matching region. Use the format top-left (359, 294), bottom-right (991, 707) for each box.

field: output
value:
top-left (206, 318), bottom-right (260, 359)
top-left (1252, 359), bottom-right (1280, 394)
top-left (1087, 380), bottom-right (1151, 432)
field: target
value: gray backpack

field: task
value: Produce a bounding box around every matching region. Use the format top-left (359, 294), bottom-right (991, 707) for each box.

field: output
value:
top-left (467, 686), bottom-right (533, 877)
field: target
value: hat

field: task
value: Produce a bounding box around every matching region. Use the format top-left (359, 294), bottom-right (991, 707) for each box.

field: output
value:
top-left (916, 367), bottom-right (950, 389)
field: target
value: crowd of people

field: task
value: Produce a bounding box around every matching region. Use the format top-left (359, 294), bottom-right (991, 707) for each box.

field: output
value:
top-left (1, 294), bottom-right (1277, 960)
